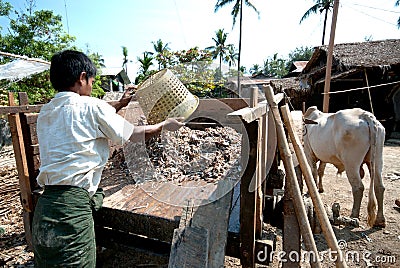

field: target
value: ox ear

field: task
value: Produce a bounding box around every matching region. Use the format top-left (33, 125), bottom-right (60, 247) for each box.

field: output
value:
top-left (303, 118), bottom-right (318, 124)
top-left (304, 106), bottom-right (318, 117)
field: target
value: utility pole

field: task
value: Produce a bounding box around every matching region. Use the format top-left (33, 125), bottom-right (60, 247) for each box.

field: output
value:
top-left (323, 0), bottom-right (340, 113)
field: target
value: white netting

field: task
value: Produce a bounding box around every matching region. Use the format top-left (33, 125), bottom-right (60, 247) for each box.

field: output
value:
top-left (0, 59), bottom-right (50, 81)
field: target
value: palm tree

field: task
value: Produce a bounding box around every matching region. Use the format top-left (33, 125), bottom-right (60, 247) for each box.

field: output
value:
top-left (249, 64), bottom-right (261, 75)
top-left (206, 29), bottom-right (233, 78)
top-left (137, 52), bottom-right (154, 76)
top-left (135, 52), bottom-right (154, 84)
top-left (152, 39), bottom-right (170, 70)
top-left (300, 0), bottom-right (334, 45)
top-left (214, 0), bottom-right (259, 96)
top-left (225, 44), bottom-right (238, 68)
top-left (122, 46), bottom-right (129, 74)
top-left (396, 0), bottom-right (400, 28)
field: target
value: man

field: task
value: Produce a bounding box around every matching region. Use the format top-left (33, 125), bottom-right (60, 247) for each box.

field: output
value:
top-left (32, 50), bottom-right (183, 267)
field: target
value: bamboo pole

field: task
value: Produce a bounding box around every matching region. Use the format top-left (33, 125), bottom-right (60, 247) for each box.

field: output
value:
top-left (264, 85), bottom-right (321, 268)
top-left (322, 0), bottom-right (340, 113)
top-left (364, 69), bottom-right (374, 114)
top-left (280, 104), bottom-right (348, 268)
top-left (0, 51), bottom-right (50, 65)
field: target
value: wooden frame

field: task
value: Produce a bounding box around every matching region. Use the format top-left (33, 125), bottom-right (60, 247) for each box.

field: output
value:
top-left (0, 92), bottom-right (291, 267)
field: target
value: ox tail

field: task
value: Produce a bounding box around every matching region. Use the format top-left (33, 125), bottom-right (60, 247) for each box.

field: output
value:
top-left (363, 112), bottom-right (378, 227)
top-left (367, 168), bottom-right (377, 226)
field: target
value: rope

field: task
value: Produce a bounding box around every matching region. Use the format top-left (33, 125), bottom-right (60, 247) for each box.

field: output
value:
top-left (0, 51), bottom-right (50, 65)
top-left (321, 80), bottom-right (400, 95)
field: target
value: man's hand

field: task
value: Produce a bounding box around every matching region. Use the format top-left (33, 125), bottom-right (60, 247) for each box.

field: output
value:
top-left (119, 87), bottom-right (137, 107)
top-left (113, 87), bottom-right (137, 112)
top-left (161, 117), bottom-right (185, 131)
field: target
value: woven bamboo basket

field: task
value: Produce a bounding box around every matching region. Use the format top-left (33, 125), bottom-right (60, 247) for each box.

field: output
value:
top-left (136, 69), bottom-right (199, 124)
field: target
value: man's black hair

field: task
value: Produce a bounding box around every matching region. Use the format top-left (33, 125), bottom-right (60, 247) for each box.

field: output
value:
top-left (50, 50), bottom-right (97, 91)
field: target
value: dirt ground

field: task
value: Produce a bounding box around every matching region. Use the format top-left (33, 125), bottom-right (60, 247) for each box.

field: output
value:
top-left (0, 141), bottom-right (399, 267)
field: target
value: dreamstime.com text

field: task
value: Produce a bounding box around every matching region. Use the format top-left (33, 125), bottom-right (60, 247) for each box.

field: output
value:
top-left (256, 240), bottom-right (397, 265)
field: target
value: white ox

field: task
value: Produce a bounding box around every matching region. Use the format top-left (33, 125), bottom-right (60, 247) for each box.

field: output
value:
top-left (303, 106), bottom-right (386, 227)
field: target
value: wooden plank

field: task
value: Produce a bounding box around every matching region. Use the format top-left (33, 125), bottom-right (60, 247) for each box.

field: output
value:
top-left (25, 113), bottom-right (39, 124)
top-left (7, 92), bottom-right (34, 248)
top-left (240, 120), bottom-right (258, 268)
top-left (264, 85), bottom-right (322, 268)
top-left (94, 207), bottom-right (179, 242)
top-left (227, 94), bottom-right (283, 123)
top-left (255, 111), bottom-right (267, 238)
top-left (168, 226), bottom-right (209, 268)
top-left (283, 180), bottom-right (301, 268)
top-left (0, 99), bottom-right (133, 116)
top-left (191, 180), bottom-right (233, 267)
top-left (189, 98), bottom-right (245, 133)
top-left (95, 226), bottom-right (172, 256)
top-left (169, 180), bottom-right (233, 268)
top-left (0, 104), bottom-right (43, 114)
top-left (228, 101), bottom-right (268, 123)
top-left (226, 233), bottom-right (273, 265)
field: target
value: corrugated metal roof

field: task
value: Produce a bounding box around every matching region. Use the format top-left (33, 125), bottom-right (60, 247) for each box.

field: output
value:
top-left (100, 67), bottom-right (124, 76)
top-left (292, 61), bottom-right (308, 72)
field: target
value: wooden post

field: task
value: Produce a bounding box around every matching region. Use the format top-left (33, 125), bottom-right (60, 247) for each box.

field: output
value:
top-left (250, 87), bottom-right (264, 238)
top-left (364, 69), bottom-right (374, 114)
top-left (264, 85), bottom-right (321, 268)
top-left (281, 104), bottom-right (348, 268)
top-left (7, 92), bottom-right (34, 248)
top-left (240, 120), bottom-right (258, 268)
top-left (322, 0), bottom-right (340, 113)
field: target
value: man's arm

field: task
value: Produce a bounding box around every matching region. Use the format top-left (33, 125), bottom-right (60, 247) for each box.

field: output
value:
top-left (111, 88), bottom-right (137, 112)
top-left (129, 118), bottom-right (184, 143)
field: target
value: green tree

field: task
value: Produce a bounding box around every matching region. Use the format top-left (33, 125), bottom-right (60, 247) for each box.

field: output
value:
top-left (206, 29), bottom-right (233, 79)
top-left (214, 0), bottom-right (259, 95)
top-left (170, 47), bottom-right (215, 97)
top-left (263, 53), bottom-right (287, 78)
top-left (84, 45), bottom-right (106, 98)
top-left (224, 44), bottom-right (238, 69)
top-left (249, 64), bottom-right (261, 75)
top-left (135, 52), bottom-right (154, 84)
top-left (152, 39), bottom-right (170, 70)
top-left (300, 0), bottom-right (333, 45)
top-left (285, 46), bottom-right (313, 70)
top-left (0, 0), bottom-right (76, 104)
top-left (122, 46), bottom-right (129, 74)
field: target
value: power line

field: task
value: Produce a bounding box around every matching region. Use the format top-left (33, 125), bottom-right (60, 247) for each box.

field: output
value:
top-left (63, 0), bottom-right (70, 34)
top-left (348, 2), bottom-right (400, 14)
top-left (343, 3), bottom-right (398, 27)
top-left (173, 0), bottom-right (187, 47)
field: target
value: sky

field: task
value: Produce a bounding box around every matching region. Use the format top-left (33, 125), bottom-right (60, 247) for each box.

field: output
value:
top-left (2, 0), bottom-right (400, 80)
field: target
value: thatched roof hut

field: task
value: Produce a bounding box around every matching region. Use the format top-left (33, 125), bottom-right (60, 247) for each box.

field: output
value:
top-left (299, 39), bottom-right (400, 135)
top-left (269, 77), bottom-right (309, 110)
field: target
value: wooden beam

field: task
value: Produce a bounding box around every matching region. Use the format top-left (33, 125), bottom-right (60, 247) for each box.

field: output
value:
top-left (228, 93), bottom-right (283, 123)
top-left (7, 92), bottom-right (34, 248)
top-left (226, 232), bottom-right (273, 265)
top-left (264, 85), bottom-right (322, 268)
top-left (94, 207), bottom-right (179, 243)
top-left (322, 0), bottom-right (340, 112)
top-left (281, 104), bottom-right (348, 268)
top-left (0, 105), bottom-right (43, 114)
top-left (240, 120), bottom-right (258, 268)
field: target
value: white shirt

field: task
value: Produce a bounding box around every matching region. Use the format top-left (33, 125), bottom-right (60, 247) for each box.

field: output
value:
top-left (36, 92), bottom-right (134, 196)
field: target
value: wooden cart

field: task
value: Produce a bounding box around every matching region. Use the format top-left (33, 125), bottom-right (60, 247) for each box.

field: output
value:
top-left (0, 90), bottom-right (300, 267)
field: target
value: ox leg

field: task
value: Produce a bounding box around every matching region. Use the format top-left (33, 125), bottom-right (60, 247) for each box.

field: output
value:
top-left (372, 165), bottom-right (386, 227)
top-left (310, 160), bottom-right (318, 192)
top-left (317, 162), bottom-right (326, 193)
top-left (374, 180), bottom-right (386, 227)
top-left (346, 170), bottom-right (364, 219)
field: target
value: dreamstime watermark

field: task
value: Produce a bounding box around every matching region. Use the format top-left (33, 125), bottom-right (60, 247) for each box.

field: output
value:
top-left (257, 239), bottom-right (397, 265)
